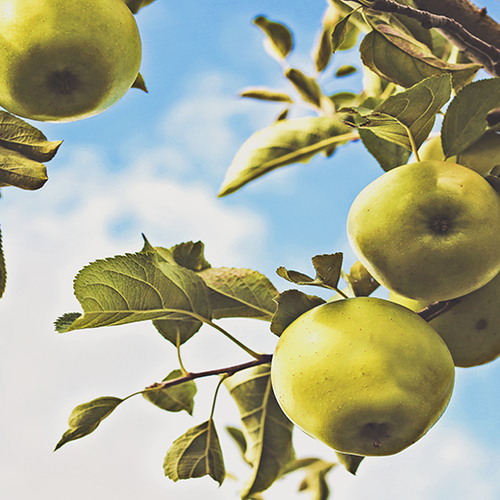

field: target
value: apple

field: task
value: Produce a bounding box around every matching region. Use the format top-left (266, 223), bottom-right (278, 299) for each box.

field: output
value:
top-left (347, 160), bottom-right (500, 302)
top-left (0, 0), bottom-right (142, 122)
top-left (419, 132), bottom-right (500, 176)
top-left (271, 297), bottom-right (455, 457)
top-left (389, 272), bottom-right (500, 367)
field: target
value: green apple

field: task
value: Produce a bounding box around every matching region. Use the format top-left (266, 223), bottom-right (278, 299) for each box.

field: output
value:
top-left (347, 160), bottom-right (500, 302)
top-left (0, 0), bottom-right (141, 122)
top-left (390, 272), bottom-right (500, 367)
top-left (271, 297), bottom-right (455, 457)
top-left (419, 132), bottom-right (500, 176)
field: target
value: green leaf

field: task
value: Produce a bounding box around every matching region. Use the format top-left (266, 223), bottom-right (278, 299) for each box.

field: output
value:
top-left (56, 250), bottom-right (211, 332)
top-left (0, 112), bottom-right (62, 162)
top-left (335, 65), bottom-right (357, 77)
top-left (54, 312), bottom-right (82, 333)
top-left (360, 26), bottom-right (481, 91)
top-left (224, 364), bottom-right (295, 499)
top-left (54, 397), bottom-right (123, 450)
top-left (331, 12), bottom-right (353, 53)
top-left (226, 426), bottom-right (249, 463)
top-left (335, 451), bottom-right (364, 475)
top-left (0, 145), bottom-right (48, 190)
top-left (0, 224), bottom-right (5, 300)
top-left (131, 72), bottom-right (148, 92)
top-left (270, 289), bottom-right (325, 337)
top-left (218, 116), bottom-right (353, 197)
top-left (164, 420), bottom-right (225, 486)
top-left (153, 317), bottom-right (202, 346)
top-left (143, 369), bottom-right (197, 415)
top-left (358, 128), bottom-right (411, 171)
top-left (198, 267), bottom-right (278, 321)
top-left (276, 253), bottom-right (343, 290)
top-left (347, 261), bottom-right (379, 297)
top-left (240, 88), bottom-right (294, 103)
top-left (253, 16), bottom-right (293, 60)
top-left (357, 74), bottom-right (452, 151)
top-left (285, 68), bottom-right (323, 108)
top-left (441, 78), bottom-right (500, 158)
top-left (297, 459), bottom-right (337, 500)
top-left (169, 240), bottom-right (211, 272)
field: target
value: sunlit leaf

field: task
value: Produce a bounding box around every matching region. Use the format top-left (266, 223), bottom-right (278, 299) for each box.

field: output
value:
top-left (143, 369), bottom-right (197, 414)
top-left (285, 68), bottom-right (323, 108)
top-left (297, 459), bottom-right (336, 500)
top-left (358, 128), bottom-right (411, 171)
top-left (240, 88), bottom-right (294, 103)
top-left (0, 145), bottom-right (48, 190)
top-left (218, 116), bottom-right (353, 196)
top-left (198, 267), bottom-right (278, 321)
top-left (441, 78), bottom-right (500, 158)
top-left (0, 112), bottom-right (62, 162)
top-left (270, 289), bottom-right (325, 336)
top-left (224, 364), bottom-right (295, 499)
top-left (360, 26), bottom-right (481, 91)
top-left (253, 16), bottom-right (293, 60)
top-left (54, 397), bottom-right (123, 450)
top-left (169, 240), bottom-right (212, 272)
top-left (347, 261), bottom-right (379, 297)
top-left (164, 420), bottom-right (225, 485)
top-left (331, 12), bottom-right (353, 53)
top-left (56, 251), bottom-right (211, 332)
top-left (356, 74), bottom-right (452, 151)
top-left (335, 65), bottom-right (357, 77)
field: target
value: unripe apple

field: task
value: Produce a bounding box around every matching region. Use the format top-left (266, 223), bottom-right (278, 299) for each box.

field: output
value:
top-left (271, 297), bottom-right (455, 456)
top-left (0, 0), bottom-right (142, 122)
top-left (419, 132), bottom-right (500, 176)
top-left (390, 271), bottom-right (500, 367)
top-left (347, 161), bottom-right (500, 302)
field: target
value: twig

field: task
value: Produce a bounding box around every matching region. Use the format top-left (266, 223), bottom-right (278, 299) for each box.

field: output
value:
top-left (144, 355), bottom-right (273, 392)
top-left (351, 0), bottom-right (500, 76)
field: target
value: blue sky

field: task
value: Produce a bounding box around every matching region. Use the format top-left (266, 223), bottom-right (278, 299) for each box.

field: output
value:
top-left (1, 1), bottom-right (500, 499)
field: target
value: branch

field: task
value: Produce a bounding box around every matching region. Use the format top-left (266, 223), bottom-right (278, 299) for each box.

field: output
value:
top-left (417, 297), bottom-right (462, 322)
top-left (144, 355), bottom-right (273, 391)
top-left (352, 0), bottom-right (500, 76)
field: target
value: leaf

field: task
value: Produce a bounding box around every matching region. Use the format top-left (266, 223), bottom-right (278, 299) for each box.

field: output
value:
top-left (169, 240), bottom-right (211, 272)
top-left (0, 224), bottom-right (5, 300)
top-left (335, 65), bottom-right (357, 77)
top-left (54, 312), bottom-right (82, 333)
top-left (347, 261), bottom-right (379, 297)
top-left (226, 426), bottom-right (250, 464)
top-left (164, 420), bottom-right (225, 486)
top-left (358, 128), bottom-right (411, 171)
top-left (54, 397), bottom-right (123, 450)
top-left (276, 253), bottom-right (343, 290)
top-left (285, 68), bottom-right (323, 108)
top-left (240, 88), bottom-right (294, 103)
top-left (0, 145), bottom-right (48, 190)
top-left (335, 451), bottom-right (364, 475)
top-left (223, 364), bottom-right (295, 499)
top-left (153, 317), bottom-right (203, 346)
top-left (441, 78), bottom-right (500, 158)
top-left (270, 289), bottom-right (325, 336)
top-left (218, 116), bottom-right (353, 197)
top-left (360, 26), bottom-right (481, 91)
top-left (297, 459), bottom-right (336, 500)
top-left (198, 267), bottom-right (278, 321)
top-left (0, 112), bottom-right (62, 162)
top-left (143, 369), bottom-right (197, 415)
top-left (56, 251), bottom-right (211, 332)
top-left (357, 74), bottom-right (452, 151)
top-left (331, 12), bottom-right (354, 53)
top-left (253, 16), bottom-right (293, 60)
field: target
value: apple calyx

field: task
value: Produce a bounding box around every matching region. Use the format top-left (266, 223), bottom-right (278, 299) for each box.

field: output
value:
top-left (429, 214), bottom-right (452, 233)
top-left (361, 422), bottom-right (390, 450)
top-left (48, 70), bottom-right (80, 96)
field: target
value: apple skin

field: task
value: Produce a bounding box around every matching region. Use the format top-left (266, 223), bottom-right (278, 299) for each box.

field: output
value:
top-left (390, 272), bottom-right (500, 367)
top-left (0, 0), bottom-right (141, 122)
top-left (271, 297), bottom-right (455, 457)
top-left (419, 132), bottom-right (500, 176)
top-left (347, 160), bottom-right (500, 302)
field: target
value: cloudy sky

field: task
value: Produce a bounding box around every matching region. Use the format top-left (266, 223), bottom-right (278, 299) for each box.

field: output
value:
top-left (1, 1), bottom-right (500, 499)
